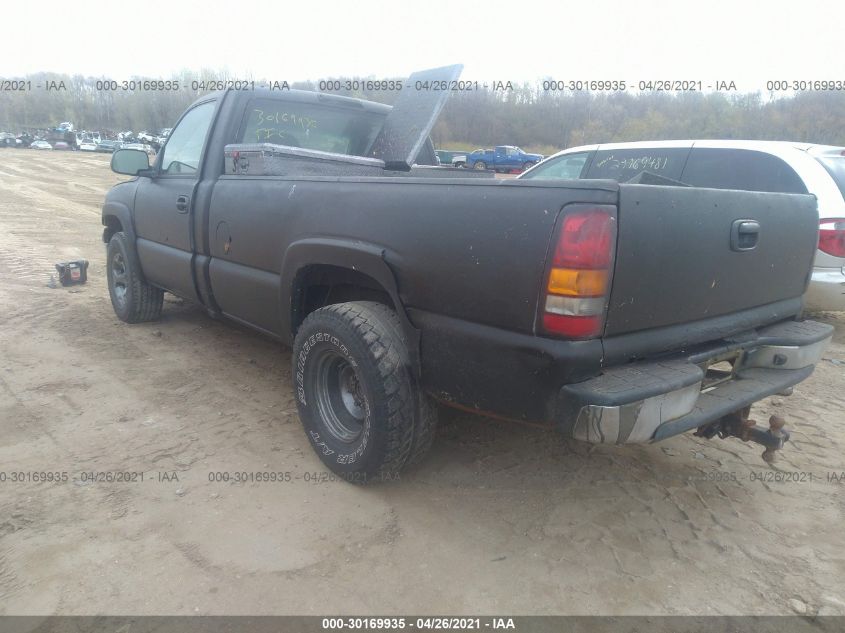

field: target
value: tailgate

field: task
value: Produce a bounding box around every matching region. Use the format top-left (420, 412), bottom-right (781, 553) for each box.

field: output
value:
top-left (604, 185), bottom-right (819, 336)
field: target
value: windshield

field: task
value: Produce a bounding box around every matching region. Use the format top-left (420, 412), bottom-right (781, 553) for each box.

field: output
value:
top-left (816, 155), bottom-right (845, 200)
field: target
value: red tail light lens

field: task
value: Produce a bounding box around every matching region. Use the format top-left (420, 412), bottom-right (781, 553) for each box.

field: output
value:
top-left (552, 208), bottom-right (615, 269)
top-left (543, 313), bottom-right (603, 338)
top-left (818, 218), bottom-right (845, 257)
top-left (541, 206), bottom-right (617, 339)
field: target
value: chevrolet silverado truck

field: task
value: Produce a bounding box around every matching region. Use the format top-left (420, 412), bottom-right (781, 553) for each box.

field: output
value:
top-left (465, 145), bottom-right (544, 172)
top-left (101, 65), bottom-right (832, 482)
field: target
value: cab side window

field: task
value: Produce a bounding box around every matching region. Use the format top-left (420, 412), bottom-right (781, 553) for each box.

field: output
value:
top-left (161, 101), bottom-right (216, 175)
top-left (681, 148), bottom-right (808, 194)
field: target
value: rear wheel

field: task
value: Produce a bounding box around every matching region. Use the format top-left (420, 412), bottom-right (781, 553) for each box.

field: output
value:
top-left (293, 301), bottom-right (437, 482)
top-left (474, 161), bottom-right (487, 170)
top-left (106, 232), bottom-right (163, 323)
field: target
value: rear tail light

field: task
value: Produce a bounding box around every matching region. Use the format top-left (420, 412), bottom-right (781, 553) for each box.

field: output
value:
top-left (818, 218), bottom-right (845, 257)
top-left (541, 205), bottom-right (617, 339)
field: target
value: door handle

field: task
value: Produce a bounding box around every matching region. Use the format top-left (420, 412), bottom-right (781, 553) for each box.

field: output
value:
top-left (731, 219), bottom-right (760, 251)
top-left (176, 195), bottom-right (189, 213)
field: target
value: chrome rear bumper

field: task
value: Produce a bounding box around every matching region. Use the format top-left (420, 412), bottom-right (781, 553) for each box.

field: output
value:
top-left (556, 319), bottom-right (832, 444)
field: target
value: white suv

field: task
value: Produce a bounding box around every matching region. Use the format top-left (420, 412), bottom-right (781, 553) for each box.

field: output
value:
top-left (521, 140), bottom-right (845, 312)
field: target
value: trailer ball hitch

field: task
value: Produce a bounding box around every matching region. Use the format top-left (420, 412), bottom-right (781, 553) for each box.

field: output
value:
top-left (695, 407), bottom-right (790, 463)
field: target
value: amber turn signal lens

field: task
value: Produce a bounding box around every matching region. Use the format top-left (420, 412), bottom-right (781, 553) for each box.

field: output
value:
top-left (547, 268), bottom-right (608, 297)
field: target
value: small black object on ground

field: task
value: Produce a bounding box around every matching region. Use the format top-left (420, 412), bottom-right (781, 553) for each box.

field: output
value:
top-left (55, 260), bottom-right (89, 286)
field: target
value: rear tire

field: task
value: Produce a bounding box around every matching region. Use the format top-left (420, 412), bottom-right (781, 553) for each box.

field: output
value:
top-left (106, 232), bottom-right (163, 323)
top-left (293, 301), bottom-right (436, 482)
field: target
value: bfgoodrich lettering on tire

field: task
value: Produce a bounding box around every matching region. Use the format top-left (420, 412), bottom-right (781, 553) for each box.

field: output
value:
top-left (292, 301), bottom-right (436, 482)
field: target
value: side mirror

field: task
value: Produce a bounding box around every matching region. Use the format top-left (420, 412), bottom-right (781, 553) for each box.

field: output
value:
top-left (111, 149), bottom-right (151, 176)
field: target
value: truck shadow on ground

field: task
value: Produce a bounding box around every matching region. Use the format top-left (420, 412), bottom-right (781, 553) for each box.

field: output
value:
top-left (150, 297), bottom-right (771, 494)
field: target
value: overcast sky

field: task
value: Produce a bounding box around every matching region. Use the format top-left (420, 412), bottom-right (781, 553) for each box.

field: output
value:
top-left (1, 0), bottom-right (842, 91)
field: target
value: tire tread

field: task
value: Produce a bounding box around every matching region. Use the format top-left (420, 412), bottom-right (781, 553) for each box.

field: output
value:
top-left (108, 232), bottom-right (163, 323)
top-left (296, 301), bottom-right (437, 479)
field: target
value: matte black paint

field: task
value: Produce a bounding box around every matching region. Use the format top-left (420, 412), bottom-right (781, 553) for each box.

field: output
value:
top-left (605, 185), bottom-right (818, 336)
top-left (101, 87), bottom-right (822, 429)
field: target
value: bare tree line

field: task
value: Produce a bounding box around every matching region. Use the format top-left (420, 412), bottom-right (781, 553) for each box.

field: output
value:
top-left (2, 71), bottom-right (844, 152)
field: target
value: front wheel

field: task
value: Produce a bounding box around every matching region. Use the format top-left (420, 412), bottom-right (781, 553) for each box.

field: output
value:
top-left (106, 232), bottom-right (163, 323)
top-left (523, 161), bottom-right (536, 171)
top-left (473, 161), bottom-right (487, 170)
top-left (292, 301), bottom-right (437, 482)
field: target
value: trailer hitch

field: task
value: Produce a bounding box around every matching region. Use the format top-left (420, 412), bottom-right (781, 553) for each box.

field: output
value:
top-left (695, 406), bottom-right (790, 463)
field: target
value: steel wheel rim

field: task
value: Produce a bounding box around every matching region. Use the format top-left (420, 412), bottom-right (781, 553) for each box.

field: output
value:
top-left (111, 251), bottom-right (128, 308)
top-left (315, 351), bottom-right (366, 443)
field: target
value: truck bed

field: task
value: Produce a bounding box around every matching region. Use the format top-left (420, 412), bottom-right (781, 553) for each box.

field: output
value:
top-left (223, 143), bottom-right (491, 178)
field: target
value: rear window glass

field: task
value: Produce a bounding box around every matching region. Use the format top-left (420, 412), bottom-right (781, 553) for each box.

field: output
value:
top-left (240, 99), bottom-right (384, 156)
top-left (681, 148), bottom-right (808, 194)
top-left (815, 156), bottom-right (845, 200)
top-left (521, 152), bottom-right (592, 180)
top-left (585, 148), bottom-right (689, 181)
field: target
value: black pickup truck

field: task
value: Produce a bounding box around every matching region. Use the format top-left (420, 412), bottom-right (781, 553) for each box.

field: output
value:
top-left (102, 66), bottom-right (832, 481)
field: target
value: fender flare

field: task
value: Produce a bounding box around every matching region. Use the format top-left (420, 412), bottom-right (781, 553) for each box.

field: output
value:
top-left (102, 201), bottom-right (135, 243)
top-left (280, 238), bottom-right (421, 373)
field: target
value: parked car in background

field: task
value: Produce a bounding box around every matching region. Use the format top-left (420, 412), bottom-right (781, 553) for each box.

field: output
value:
top-left (465, 145), bottom-right (544, 172)
top-left (47, 129), bottom-right (77, 150)
top-left (435, 149), bottom-right (470, 168)
top-left (122, 142), bottom-right (155, 156)
top-left (78, 132), bottom-right (101, 144)
top-left (79, 140), bottom-right (99, 151)
top-left (30, 140), bottom-right (52, 150)
top-left (521, 140), bottom-right (845, 312)
top-left (96, 140), bottom-right (123, 153)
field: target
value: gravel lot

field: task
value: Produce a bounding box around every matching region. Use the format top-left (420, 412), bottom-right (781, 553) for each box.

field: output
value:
top-left (0, 150), bottom-right (843, 616)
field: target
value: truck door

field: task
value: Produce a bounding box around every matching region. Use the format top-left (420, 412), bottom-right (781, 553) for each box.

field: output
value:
top-left (507, 147), bottom-right (524, 169)
top-left (134, 99), bottom-right (216, 301)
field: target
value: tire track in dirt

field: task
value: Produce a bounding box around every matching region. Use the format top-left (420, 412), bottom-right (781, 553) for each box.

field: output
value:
top-left (0, 150), bottom-right (843, 616)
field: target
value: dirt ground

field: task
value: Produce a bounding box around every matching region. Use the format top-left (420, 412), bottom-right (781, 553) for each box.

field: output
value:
top-left (0, 150), bottom-right (844, 616)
